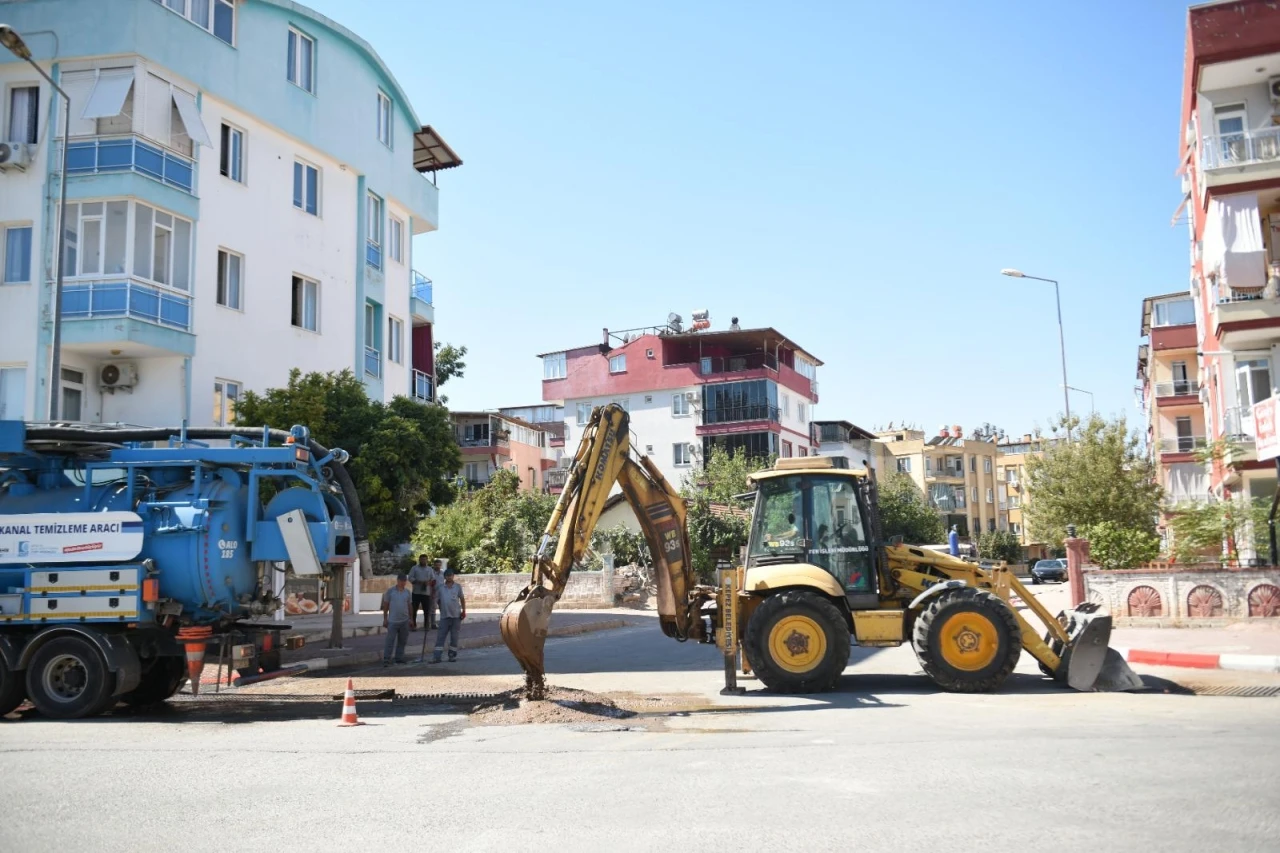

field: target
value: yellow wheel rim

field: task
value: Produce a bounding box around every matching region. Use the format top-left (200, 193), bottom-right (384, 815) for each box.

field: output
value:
top-left (768, 614), bottom-right (827, 674)
top-left (937, 611), bottom-right (1000, 672)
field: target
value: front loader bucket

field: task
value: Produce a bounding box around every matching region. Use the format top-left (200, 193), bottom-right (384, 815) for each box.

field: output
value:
top-left (1058, 607), bottom-right (1143, 692)
top-left (500, 592), bottom-right (556, 700)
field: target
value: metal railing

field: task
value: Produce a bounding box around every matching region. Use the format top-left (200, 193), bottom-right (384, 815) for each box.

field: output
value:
top-left (411, 271), bottom-right (433, 305)
top-left (1158, 436), bottom-right (1207, 453)
top-left (456, 432), bottom-right (510, 449)
top-left (61, 277), bottom-right (192, 331)
top-left (65, 135), bottom-right (195, 194)
top-left (1162, 493), bottom-right (1214, 508)
top-left (699, 353), bottom-right (778, 376)
top-left (364, 346), bottom-right (381, 378)
top-left (543, 468), bottom-right (569, 491)
top-left (927, 467), bottom-right (965, 479)
top-left (1155, 380), bottom-right (1200, 397)
top-left (1223, 405), bottom-right (1258, 442)
top-left (702, 404), bottom-right (780, 425)
top-left (412, 369), bottom-right (434, 403)
top-left (1201, 126), bottom-right (1280, 170)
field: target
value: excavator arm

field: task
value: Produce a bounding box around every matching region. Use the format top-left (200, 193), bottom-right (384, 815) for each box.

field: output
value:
top-left (500, 404), bottom-right (711, 698)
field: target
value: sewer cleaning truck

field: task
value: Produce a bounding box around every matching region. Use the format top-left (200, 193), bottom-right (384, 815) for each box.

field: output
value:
top-left (0, 421), bottom-right (370, 719)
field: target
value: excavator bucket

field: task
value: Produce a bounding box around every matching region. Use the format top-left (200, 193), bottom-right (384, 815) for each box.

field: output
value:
top-left (1056, 605), bottom-right (1143, 692)
top-left (500, 592), bottom-right (555, 700)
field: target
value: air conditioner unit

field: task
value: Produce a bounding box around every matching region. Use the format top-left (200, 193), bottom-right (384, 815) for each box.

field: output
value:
top-left (1270, 76), bottom-right (1280, 106)
top-left (687, 443), bottom-right (700, 455)
top-left (99, 362), bottom-right (138, 390)
top-left (684, 391), bottom-right (697, 401)
top-left (0, 142), bottom-right (33, 172)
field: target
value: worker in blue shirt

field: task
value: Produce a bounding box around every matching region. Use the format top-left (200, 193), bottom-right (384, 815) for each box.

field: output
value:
top-left (948, 525), bottom-right (960, 557)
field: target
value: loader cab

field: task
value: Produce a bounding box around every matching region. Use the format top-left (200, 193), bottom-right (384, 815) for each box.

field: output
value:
top-left (746, 460), bottom-right (876, 598)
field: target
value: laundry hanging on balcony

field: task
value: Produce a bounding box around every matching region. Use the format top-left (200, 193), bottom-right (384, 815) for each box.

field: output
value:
top-left (1202, 192), bottom-right (1267, 294)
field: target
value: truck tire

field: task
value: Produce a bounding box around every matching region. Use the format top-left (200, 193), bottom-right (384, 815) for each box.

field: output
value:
top-left (24, 636), bottom-right (116, 720)
top-left (0, 658), bottom-right (25, 717)
top-left (120, 657), bottom-right (188, 707)
top-left (743, 590), bottom-right (850, 694)
top-left (912, 587), bottom-right (1021, 693)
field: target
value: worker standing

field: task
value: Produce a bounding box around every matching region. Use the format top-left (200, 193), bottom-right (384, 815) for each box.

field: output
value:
top-left (381, 572), bottom-right (412, 666)
top-left (407, 554), bottom-right (433, 631)
top-left (948, 525), bottom-right (960, 557)
top-left (428, 558), bottom-right (446, 630)
top-left (432, 569), bottom-right (467, 664)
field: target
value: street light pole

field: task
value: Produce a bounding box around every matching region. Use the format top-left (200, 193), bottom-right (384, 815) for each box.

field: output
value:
top-left (2, 24), bottom-right (69, 422)
top-left (1065, 385), bottom-right (1095, 414)
top-left (1002, 268), bottom-right (1072, 442)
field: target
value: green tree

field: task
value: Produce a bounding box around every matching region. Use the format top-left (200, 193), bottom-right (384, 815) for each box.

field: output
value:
top-left (1168, 498), bottom-right (1271, 565)
top-left (681, 447), bottom-right (770, 580)
top-left (977, 530), bottom-right (1023, 564)
top-left (592, 525), bottom-right (650, 567)
top-left (434, 342), bottom-right (467, 404)
top-left (412, 470), bottom-right (558, 573)
top-left (235, 369), bottom-right (461, 549)
top-left (1084, 520), bottom-right (1160, 569)
top-left (877, 472), bottom-right (945, 545)
top-left (1023, 414), bottom-right (1161, 550)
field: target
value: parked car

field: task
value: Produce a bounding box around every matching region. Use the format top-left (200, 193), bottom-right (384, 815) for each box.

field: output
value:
top-left (1031, 558), bottom-right (1067, 584)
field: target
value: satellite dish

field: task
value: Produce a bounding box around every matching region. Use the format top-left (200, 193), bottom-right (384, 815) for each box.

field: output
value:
top-left (668, 313), bottom-right (683, 332)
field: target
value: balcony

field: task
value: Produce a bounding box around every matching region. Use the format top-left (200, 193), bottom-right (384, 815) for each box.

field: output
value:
top-left (699, 353), bottom-right (778, 377)
top-left (701, 404), bottom-right (780, 426)
top-left (412, 369), bottom-right (434, 403)
top-left (1158, 436), bottom-right (1207, 455)
top-left (66, 135), bottom-right (195, 195)
top-left (1201, 127), bottom-right (1280, 185)
top-left (364, 346), bottom-right (381, 378)
top-left (60, 277), bottom-right (195, 357)
top-left (1154, 380), bottom-right (1201, 404)
top-left (411, 271), bottom-right (434, 325)
top-left (457, 431), bottom-right (511, 455)
top-left (543, 468), bottom-right (569, 493)
top-left (926, 467), bottom-right (965, 481)
top-left (1210, 285), bottom-right (1280, 347)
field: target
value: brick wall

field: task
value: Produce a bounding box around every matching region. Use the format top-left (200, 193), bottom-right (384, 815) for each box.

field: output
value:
top-left (360, 564), bottom-right (616, 609)
top-left (1084, 565), bottom-right (1280, 626)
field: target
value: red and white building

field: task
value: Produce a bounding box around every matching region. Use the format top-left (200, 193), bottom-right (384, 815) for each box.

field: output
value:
top-left (1178, 0), bottom-right (1280, 531)
top-left (539, 322), bottom-right (821, 488)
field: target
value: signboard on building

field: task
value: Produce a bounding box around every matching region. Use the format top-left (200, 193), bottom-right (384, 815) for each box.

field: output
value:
top-left (1254, 397), bottom-right (1280, 462)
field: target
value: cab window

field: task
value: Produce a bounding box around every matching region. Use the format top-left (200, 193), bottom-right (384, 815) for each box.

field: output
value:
top-left (806, 477), bottom-right (872, 592)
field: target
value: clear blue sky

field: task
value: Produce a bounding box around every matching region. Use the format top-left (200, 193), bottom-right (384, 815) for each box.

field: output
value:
top-left (306, 0), bottom-right (1191, 437)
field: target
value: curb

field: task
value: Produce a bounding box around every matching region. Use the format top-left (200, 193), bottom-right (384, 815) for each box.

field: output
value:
top-left (1112, 646), bottom-right (1280, 674)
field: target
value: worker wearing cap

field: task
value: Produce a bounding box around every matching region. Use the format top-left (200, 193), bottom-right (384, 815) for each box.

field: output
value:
top-left (431, 569), bottom-right (467, 664)
top-left (381, 572), bottom-right (412, 666)
top-left (407, 554), bottom-right (434, 632)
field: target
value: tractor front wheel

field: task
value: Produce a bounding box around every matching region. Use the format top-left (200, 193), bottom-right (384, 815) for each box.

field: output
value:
top-left (743, 590), bottom-right (850, 694)
top-left (912, 587), bottom-right (1021, 693)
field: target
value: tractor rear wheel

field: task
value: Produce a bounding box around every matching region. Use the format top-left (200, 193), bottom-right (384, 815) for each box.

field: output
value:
top-left (743, 590), bottom-right (850, 694)
top-left (120, 657), bottom-right (188, 707)
top-left (25, 636), bottom-right (116, 719)
top-left (912, 587), bottom-right (1021, 693)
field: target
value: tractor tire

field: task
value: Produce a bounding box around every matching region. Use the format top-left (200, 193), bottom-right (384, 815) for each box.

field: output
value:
top-left (912, 587), bottom-right (1021, 693)
top-left (743, 590), bottom-right (850, 694)
top-left (120, 657), bottom-right (188, 707)
top-left (0, 656), bottom-right (25, 717)
top-left (25, 636), bottom-right (116, 719)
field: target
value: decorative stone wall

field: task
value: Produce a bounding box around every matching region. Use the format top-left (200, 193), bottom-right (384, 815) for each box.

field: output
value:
top-left (359, 564), bottom-right (616, 609)
top-left (1083, 564), bottom-right (1280, 626)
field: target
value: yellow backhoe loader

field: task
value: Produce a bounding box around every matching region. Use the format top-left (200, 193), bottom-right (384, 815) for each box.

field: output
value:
top-left (501, 404), bottom-right (1140, 699)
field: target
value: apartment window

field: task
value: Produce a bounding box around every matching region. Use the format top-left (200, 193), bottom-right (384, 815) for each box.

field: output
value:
top-left (153, 0), bottom-right (235, 45)
top-left (1152, 297), bottom-right (1194, 327)
top-left (984, 457), bottom-right (992, 474)
top-left (388, 316), bottom-right (404, 364)
top-left (798, 447), bottom-right (808, 457)
top-left (376, 90), bottom-right (392, 147)
top-left (287, 28), bottom-right (316, 93)
top-left (1215, 103), bottom-right (1247, 160)
top-left (1236, 359), bottom-right (1272, 410)
top-left (543, 352), bottom-right (566, 380)
top-left (896, 457), bottom-right (911, 473)
top-left (6, 85), bottom-right (38, 144)
top-left (969, 455), bottom-right (976, 473)
top-left (366, 193), bottom-right (383, 269)
top-left (141, 73), bottom-right (207, 156)
top-left (672, 394), bottom-right (690, 417)
top-left (782, 393), bottom-right (791, 417)
top-left (0, 366), bottom-right (26, 420)
top-left (389, 217), bottom-right (403, 264)
top-left (797, 402), bottom-right (808, 423)
top-left (971, 486), bottom-right (978, 503)
top-left (216, 249), bottom-right (242, 310)
top-left (293, 161), bottom-right (319, 215)
top-left (1011, 522), bottom-right (1022, 535)
top-left (61, 201), bottom-right (189, 287)
top-left (576, 402), bottom-right (592, 425)
top-left (673, 443), bottom-right (692, 467)
top-left (611, 398), bottom-right (630, 412)
top-left (61, 368), bottom-right (84, 422)
top-left (291, 274), bottom-right (319, 331)
top-left (219, 123), bottom-right (244, 182)
top-left (988, 518), bottom-right (996, 532)
top-left (781, 440), bottom-right (793, 458)
top-left (609, 354), bottom-right (626, 373)
top-left (213, 379), bottom-right (240, 426)
top-left (986, 488), bottom-right (994, 504)
top-left (2, 225), bottom-right (32, 284)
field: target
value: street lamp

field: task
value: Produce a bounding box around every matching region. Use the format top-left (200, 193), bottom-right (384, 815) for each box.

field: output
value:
top-left (2, 24), bottom-right (69, 421)
top-left (1003, 268), bottom-right (1072, 441)
top-left (1065, 385), bottom-right (1095, 414)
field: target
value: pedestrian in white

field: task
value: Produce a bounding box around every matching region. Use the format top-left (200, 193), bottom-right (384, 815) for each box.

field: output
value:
top-left (432, 569), bottom-right (466, 663)
top-left (381, 572), bottom-right (412, 665)
top-left (427, 558), bottom-right (446, 629)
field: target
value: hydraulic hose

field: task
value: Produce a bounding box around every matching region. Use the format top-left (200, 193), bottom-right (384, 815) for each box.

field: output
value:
top-left (21, 424), bottom-right (372, 577)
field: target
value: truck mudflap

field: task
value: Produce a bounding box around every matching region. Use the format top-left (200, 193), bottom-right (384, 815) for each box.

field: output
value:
top-left (1057, 606), bottom-right (1143, 692)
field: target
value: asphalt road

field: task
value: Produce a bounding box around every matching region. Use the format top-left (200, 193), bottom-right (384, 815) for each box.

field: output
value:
top-left (2, 610), bottom-right (1278, 853)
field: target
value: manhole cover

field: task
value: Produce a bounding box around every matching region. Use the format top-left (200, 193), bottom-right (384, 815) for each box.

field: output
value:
top-left (1189, 684), bottom-right (1280, 698)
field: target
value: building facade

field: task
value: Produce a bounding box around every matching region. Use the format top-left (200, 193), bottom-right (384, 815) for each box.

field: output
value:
top-left (811, 420), bottom-right (895, 474)
top-left (995, 434), bottom-right (1054, 563)
top-left (0, 0), bottom-right (456, 425)
top-left (498, 403), bottom-right (569, 493)
top-left (539, 323), bottom-right (821, 489)
top-left (1177, 0), bottom-right (1280, 542)
top-left (452, 411), bottom-right (551, 492)
top-left (877, 426), bottom-right (1002, 539)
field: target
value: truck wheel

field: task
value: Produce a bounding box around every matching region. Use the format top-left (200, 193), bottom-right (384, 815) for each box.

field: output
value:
top-left (120, 657), bottom-right (188, 707)
top-left (0, 657), bottom-right (25, 717)
top-left (25, 636), bottom-right (115, 720)
top-left (912, 587), bottom-right (1021, 693)
top-left (743, 590), bottom-right (850, 693)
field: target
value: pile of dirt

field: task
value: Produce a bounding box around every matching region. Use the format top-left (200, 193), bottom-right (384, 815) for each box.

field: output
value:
top-left (471, 686), bottom-right (638, 726)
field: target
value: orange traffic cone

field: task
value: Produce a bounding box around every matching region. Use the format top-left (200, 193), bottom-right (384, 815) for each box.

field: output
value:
top-left (177, 625), bottom-right (213, 696)
top-left (338, 677), bottom-right (364, 726)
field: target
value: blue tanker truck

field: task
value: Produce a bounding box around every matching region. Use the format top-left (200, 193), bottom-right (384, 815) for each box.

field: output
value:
top-left (0, 421), bottom-right (371, 719)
